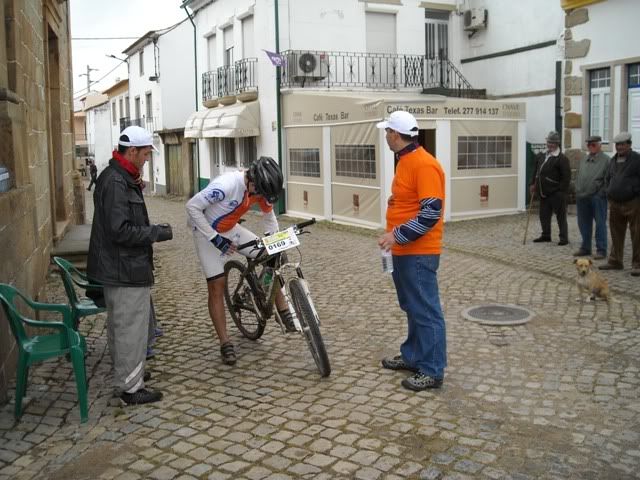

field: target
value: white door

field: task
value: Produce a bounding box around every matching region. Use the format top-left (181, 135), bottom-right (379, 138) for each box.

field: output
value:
top-left (210, 137), bottom-right (241, 178)
top-left (365, 12), bottom-right (396, 87)
top-left (425, 10), bottom-right (450, 87)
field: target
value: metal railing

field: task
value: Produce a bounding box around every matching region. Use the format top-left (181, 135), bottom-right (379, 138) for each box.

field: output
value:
top-left (280, 50), bottom-right (483, 98)
top-left (119, 117), bottom-right (143, 131)
top-left (235, 58), bottom-right (257, 93)
top-left (202, 71), bottom-right (218, 102)
top-left (203, 58), bottom-right (258, 103)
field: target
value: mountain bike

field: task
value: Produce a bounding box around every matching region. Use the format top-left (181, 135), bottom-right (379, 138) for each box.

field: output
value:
top-left (223, 218), bottom-right (331, 377)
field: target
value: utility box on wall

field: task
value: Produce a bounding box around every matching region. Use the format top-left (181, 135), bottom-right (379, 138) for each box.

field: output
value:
top-left (463, 8), bottom-right (488, 31)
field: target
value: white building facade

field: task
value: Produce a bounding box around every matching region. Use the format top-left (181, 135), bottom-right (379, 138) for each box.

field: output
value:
top-left (183, 0), bottom-right (528, 226)
top-left (560, 0), bottom-right (640, 159)
top-left (85, 101), bottom-right (112, 174)
top-left (123, 34), bottom-right (165, 192)
top-left (156, 18), bottom-right (197, 197)
top-left (450, 0), bottom-right (565, 144)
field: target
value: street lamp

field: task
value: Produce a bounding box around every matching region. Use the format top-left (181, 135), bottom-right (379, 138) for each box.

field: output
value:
top-left (106, 54), bottom-right (128, 63)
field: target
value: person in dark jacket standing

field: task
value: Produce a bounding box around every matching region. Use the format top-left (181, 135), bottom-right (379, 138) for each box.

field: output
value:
top-left (87, 126), bottom-right (173, 405)
top-left (86, 160), bottom-right (98, 191)
top-left (529, 131), bottom-right (571, 245)
top-left (573, 135), bottom-right (609, 259)
top-left (599, 132), bottom-right (640, 276)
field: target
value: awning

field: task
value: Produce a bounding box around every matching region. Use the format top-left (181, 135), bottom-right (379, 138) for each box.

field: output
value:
top-left (184, 109), bottom-right (209, 139)
top-left (184, 101), bottom-right (260, 139)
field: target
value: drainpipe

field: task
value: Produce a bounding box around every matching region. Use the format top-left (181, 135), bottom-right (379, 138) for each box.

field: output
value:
top-left (555, 60), bottom-right (563, 146)
top-left (275, 0), bottom-right (285, 214)
top-left (182, 3), bottom-right (201, 193)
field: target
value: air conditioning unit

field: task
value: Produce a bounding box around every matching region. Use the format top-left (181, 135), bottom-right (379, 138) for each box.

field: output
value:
top-left (286, 52), bottom-right (329, 86)
top-left (463, 8), bottom-right (488, 31)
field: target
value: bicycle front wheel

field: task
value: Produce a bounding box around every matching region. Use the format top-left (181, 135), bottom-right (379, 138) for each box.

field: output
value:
top-left (289, 278), bottom-right (331, 377)
top-left (224, 260), bottom-right (266, 340)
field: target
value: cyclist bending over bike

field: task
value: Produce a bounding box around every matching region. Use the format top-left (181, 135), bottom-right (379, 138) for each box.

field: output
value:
top-left (186, 156), bottom-right (295, 365)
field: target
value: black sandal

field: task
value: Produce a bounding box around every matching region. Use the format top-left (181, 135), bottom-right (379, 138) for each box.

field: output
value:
top-left (220, 342), bottom-right (237, 365)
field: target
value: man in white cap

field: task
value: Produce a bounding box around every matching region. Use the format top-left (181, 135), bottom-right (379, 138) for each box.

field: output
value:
top-left (87, 126), bottom-right (173, 405)
top-left (600, 132), bottom-right (640, 276)
top-left (573, 135), bottom-right (609, 259)
top-left (376, 110), bottom-right (447, 392)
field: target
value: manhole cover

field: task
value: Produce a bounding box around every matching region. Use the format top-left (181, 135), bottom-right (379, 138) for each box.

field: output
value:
top-left (461, 304), bottom-right (534, 326)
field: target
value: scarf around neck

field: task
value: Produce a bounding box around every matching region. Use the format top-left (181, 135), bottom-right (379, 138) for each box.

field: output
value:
top-left (112, 150), bottom-right (144, 189)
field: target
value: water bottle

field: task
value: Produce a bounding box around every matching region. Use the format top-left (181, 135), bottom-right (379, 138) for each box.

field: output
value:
top-left (381, 249), bottom-right (393, 273)
top-left (262, 267), bottom-right (274, 289)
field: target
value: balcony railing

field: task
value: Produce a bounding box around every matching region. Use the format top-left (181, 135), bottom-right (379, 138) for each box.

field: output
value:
top-left (280, 50), bottom-right (484, 98)
top-left (234, 58), bottom-right (257, 93)
top-left (119, 116), bottom-right (155, 133)
top-left (202, 58), bottom-right (258, 103)
top-left (119, 117), bottom-right (143, 131)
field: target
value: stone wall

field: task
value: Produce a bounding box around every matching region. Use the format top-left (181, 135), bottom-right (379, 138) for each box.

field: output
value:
top-left (0, 0), bottom-right (79, 403)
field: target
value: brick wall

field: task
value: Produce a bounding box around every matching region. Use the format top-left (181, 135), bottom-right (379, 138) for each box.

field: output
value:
top-left (0, 0), bottom-right (78, 403)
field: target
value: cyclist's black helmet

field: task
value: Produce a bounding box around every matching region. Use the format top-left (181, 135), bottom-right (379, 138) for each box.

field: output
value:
top-left (248, 156), bottom-right (283, 204)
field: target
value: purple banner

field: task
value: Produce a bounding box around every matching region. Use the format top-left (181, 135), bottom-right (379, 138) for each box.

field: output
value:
top-left (264, 50), bottom-right (286, 67)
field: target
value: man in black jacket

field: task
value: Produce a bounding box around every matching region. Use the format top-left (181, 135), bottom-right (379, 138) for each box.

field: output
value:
top-left (599, 132), bottom-right (640, 276)
top-left (87, 126), bottom-right (173, 405)
top-left (529, 131), bottom-right (571, 245)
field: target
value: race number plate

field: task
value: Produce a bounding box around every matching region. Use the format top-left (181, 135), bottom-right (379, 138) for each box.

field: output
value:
top-left (262, 227), bottom-right (300, 255)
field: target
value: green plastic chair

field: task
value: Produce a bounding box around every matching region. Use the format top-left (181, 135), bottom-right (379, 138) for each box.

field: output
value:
top-left (0, 284), bottom-right (88, 423)
top-left (52, 257), bottom-right (105, 330)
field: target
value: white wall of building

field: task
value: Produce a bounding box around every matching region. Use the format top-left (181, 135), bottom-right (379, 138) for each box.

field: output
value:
top-left (453, 0), bottom-right (563, 144)
top-left (109, 90), bottom-right (129, 156)
top-left (570, 0), bottom-right (638, 66)
top-left (159, 19), bottom-right (196, 129)
top-left (127, 40), bottom-right (165, 190)
top-left (565, 0), bottom-right (640, 148)
top-left (87, 104), bottom-right (112, 173)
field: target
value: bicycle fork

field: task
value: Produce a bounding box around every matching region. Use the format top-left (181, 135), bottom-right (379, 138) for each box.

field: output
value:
top-left (274, 274), bottom-right (302, 333)
top-left (295, 267), bottom-right (321, 326)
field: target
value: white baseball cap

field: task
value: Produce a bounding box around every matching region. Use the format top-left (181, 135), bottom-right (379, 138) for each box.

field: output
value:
top-left (376, 111), bottom-right (419, 137)
top-left (118, 126), bottom-right (159, 152)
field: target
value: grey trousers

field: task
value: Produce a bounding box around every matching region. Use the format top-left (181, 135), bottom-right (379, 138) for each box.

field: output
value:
top-left (104, 286), bottom-right (151, 394)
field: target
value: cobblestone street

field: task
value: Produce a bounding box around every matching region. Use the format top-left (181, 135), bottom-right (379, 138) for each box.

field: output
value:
top-left (1, 190), bottom-right (639, 480)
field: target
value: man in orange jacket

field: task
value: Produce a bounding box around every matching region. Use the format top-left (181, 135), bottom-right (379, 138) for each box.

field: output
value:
top-left (377, 111), bottom-right (447, 391)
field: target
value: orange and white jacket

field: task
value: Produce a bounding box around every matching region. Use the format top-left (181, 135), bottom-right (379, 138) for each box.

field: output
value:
top-left (186, 170), bottom-right (278, 240)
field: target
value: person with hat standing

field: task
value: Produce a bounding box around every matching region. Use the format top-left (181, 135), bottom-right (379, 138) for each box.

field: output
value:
top-left (599, 132), bottom-right (640, 276)
top-left (529, 131), bottom-right (571, 245)
top-left (376, 110), bottom-right (447, 392)
top-left (573, 135), bottom-right (610, 259)
top-left (87, 126), bottom-right (174, 405)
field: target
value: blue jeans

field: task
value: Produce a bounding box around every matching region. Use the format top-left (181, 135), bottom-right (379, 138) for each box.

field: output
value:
top-left (391, 254), bottom-right (447, 379)
top-left (576, 194), bottom-right (608, 254)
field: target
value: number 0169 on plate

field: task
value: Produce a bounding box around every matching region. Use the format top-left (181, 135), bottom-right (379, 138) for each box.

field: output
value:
top-left (262, 227), bottom-right (300, 254)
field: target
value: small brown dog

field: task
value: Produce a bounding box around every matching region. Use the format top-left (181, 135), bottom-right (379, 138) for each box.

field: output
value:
top-left (574, 258), bottom-right (610, 303)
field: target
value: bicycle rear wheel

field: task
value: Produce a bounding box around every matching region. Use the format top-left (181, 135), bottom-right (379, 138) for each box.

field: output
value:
top-left (289, 278), bottom-right (331, 377)
top-left (224, 260), bottom-right (266, 340)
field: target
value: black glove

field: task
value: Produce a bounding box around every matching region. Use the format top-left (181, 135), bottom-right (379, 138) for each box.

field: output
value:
top-left (211, 234), bottom-right (232, 254)
top-left (156, 223), bottom-right (173, 242)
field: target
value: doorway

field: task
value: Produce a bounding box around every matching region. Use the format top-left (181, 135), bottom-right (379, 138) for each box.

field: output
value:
top-left (425, 9), bottom-right (450, 87)
top-left (418, 129), bottom-right (436, 156)
top-left (45, 25), bottom-right (66, 236)
top-left (166, 144), bottom-right (183, 195)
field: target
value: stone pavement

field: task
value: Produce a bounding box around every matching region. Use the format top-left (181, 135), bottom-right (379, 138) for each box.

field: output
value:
top-left (1, 189), bottom-right (639, 480)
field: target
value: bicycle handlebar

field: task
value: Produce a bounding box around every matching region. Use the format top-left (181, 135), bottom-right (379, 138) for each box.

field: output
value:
top-left (237, 218), bottom-right (316, 251)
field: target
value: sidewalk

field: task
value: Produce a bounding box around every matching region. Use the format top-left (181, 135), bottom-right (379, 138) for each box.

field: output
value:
top-left (0, 191), bottom-right (638, 480)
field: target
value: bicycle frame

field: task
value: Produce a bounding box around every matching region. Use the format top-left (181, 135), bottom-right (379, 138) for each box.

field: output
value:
top-left (234, 220), bottom-right (320, 333)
